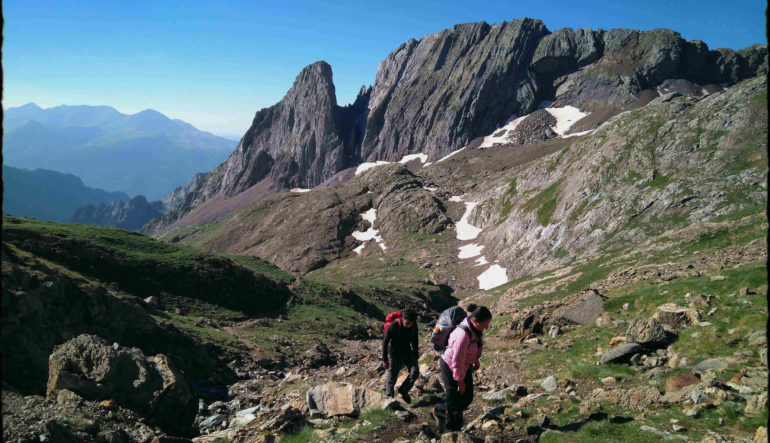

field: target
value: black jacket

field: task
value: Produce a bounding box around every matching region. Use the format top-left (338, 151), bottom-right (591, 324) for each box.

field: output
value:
top-left (382, 319), bottom-right (418, 362)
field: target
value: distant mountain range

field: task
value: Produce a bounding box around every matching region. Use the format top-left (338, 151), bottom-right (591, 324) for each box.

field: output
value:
top-left (2, 165), bottom-right (130, 222)
top-left (2, 103), bottom-right (236, 200)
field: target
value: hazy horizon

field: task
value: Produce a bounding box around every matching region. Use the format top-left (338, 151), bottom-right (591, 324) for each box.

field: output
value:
top-left (4, 0), bottom-right (766, 136)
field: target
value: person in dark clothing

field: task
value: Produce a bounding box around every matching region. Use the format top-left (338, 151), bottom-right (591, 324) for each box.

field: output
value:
top-left (431, 304), bottom-right (492, 432)
top-left (382, 309), bottom-right (419, 403)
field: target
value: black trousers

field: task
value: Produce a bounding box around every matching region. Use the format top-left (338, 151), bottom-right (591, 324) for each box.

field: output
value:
top-left (385, 351), bottom-right (419, 397)
top-left (435, 358), bottom-right (474, 431)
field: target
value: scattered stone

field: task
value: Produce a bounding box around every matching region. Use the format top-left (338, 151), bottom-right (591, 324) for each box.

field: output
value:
top-left (692, 357), bottom-right (736, 374)
top-left (684, 408), bottom-right (699, 417)
top-left (745, 393), bottom-right (768, 416)
top-left (754, 426), bottom-right (767, 443)
top-left (481, 390), bottom-right (506, 402)
top-left (652, 304), bottom-right (700, 332)
top-left (710, 275), bottom-right (726, 281)
top-left (144, 296), bottom-right (160, 307)
top-left (640, 425), bottom-right (688, 441)
top-left (665, 374), bottom-right (700, 393)
top-left (440, 431), bottom-right (480, 443)
top-left (541, 376), bottom-right (558, 392)
top-left (739, 287), bottom-right (756, 296)
top-left (600, 343), bottom-right (643, 365)
top-left (622, 303), bottom-right (630, 310)
top-left (55, 389), bottom-right (82, 405)
top-left (747, 331), bottom-right (767, 347)
top-left (548, 326), bottom-right (562, 338)
top-left (608, 336), bottom-right (626, 347)
top-left (199, 415), bottom-right (226, 429)
top-left (99, 399), bottom-right (118, 410)
top-left (595, 314), bottom-right (613, 328)
top-left (601, 377), bottom-right (616, 385)
top-left (689, 294), bottom-right (713, 308)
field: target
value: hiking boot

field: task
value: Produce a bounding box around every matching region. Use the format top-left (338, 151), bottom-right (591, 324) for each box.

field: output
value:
top-left (398, 386), bottom-right (412, 404)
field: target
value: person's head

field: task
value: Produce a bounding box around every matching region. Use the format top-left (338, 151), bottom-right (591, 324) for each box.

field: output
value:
top-left (403, 309), bottom-right (417, 328)
top-left (468, 304), bottom-right (492, 331)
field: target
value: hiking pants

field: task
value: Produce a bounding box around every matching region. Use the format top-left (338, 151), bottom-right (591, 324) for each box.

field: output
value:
top-left (385, 351), bottom-right (419, 397)
top-left (436, 358), bottom-right (474, 431)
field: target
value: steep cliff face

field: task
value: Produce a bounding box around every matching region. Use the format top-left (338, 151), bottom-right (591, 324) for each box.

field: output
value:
top-left (361, 19), bottom-right (549, 162)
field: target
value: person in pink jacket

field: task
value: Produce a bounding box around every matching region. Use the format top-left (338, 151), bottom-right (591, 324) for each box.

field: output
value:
top-left (431, 304), bottom-right (492, 432)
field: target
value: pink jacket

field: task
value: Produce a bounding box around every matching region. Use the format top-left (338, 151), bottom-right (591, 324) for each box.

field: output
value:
top-left (441, 318), bottom-right (483, 381)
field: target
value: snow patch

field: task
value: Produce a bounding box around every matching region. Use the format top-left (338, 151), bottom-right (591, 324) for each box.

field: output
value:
top-left (474, 256), bottom-right (488, 267)
top-left (449, 195), bottom-right (463, 202)
top-left (458, 243), bottom-right (484, 259)
top-left (477, 264), bottom-right (509, 290)
top-left (544, 106), bottom-right (590, 136)
top-left (399, 153), bottom-right (428, 164)
top-left (435, 147), bottom-right (466, 163)
top-left (355, 161), bottom-right (392, 176)
top-left (423, 186), bottom-right (438, 192)
top-left (456, 201), bottom-right (481, 241)
top-left (479, 115), bottom-right (527, 149)
top-left (351, 208), bottom-right (387, 253)
top-left (290, 188), bottom-right (311, 193)
top-left (562, 129), bottom-right (595, 138)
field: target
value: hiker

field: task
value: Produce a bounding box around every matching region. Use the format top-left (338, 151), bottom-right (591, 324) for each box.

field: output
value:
top-left (382, 309), bottom-right (419, 403)
top-left (432, 304), bottom-right (492, 432)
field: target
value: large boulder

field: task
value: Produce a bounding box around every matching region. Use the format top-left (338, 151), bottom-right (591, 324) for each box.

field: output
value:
top-left (665, 374), bottom-right (700, 393)
top-left (46, 334), bottom-right (197, 436)
top-left (652, 304), bottom-right (700, 332)
top-left (625, 316), bottom-right (676, 349)
top-left (553, 289), bottom-right (607, 325)
top-left (306, 382), bottom-right (399, 417)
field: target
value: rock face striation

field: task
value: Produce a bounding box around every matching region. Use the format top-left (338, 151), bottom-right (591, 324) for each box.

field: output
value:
top-left (144, 18), bottom-right (767, 235)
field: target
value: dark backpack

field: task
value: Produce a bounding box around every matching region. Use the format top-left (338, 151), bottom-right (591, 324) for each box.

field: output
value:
top-left (430, 306), bottom-right (467, 352)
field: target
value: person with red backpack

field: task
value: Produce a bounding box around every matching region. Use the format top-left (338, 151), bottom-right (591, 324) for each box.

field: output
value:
top-left (382, 309), bottom-right (419, 403)
top-left (431, 304), bottom-right (492, 432)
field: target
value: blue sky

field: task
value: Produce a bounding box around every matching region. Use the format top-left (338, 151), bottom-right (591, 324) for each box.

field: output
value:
top-left (3, 0), bottom-right (766, 137)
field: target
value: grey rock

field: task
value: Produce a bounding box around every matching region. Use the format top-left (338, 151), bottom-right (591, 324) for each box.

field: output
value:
top-left (199, 414), bottom-right (226, 429)
top-left (692, 357), bottom-right (736, 374)
top-left (554, 289), bottom-right (607, 325)
top-left (72, 195), bottom-right (165, 231)
top-left (626, 317), bottom-right (675, 349)
top-left (600, 343), bottom-right (644, 365)
top-left (541, 375), bottom-right (558, 392)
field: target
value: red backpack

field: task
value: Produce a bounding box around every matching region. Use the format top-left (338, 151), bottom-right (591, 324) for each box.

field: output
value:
top-left (383, 311), bottom-right (403, 336)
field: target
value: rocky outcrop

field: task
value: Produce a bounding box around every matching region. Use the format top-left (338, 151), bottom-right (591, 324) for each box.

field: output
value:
top-left (1, 241), bottom-right (233, 395)
top-left (46, 335), bottom-right (197, 436)
top-left (361, 19), bottom-right (549, 162)
top-left (162, 172), bottom-right (206, 210)
top-left (72, 195), bottom-right (165, 231)
top-left (145, 19), bottom-right (766, 237)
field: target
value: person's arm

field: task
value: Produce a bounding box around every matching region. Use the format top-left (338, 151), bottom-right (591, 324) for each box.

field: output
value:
top-left (382, 322), bottom-right (393, 365)
top-left (449, 331), bottom-right (469, 382)
top-left (411, 324), bottom-right (419, 360)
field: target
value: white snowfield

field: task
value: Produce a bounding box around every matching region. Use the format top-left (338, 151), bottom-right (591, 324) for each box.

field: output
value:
top-left (290, 188), bottom-right (311, 193)
top-left (351, 208), bottom-right (387, 253)
top-left (458, 243), bottom-right (484, 259)
top-left (479, 115), bottom-right (526, 149)
top-left (355, 153), bottom-right (429, 176)
top-left (434, 146), bottom-right (467, 163)
top-left (544, 106), bottom-right (590, 136)
top-left (456, 201), bottom-right (482, 241)
top-left (449, 194), bottom-right (509, 290)
top-left (423, 186), bottom-right (438, 192)
top-left (477, 264), bottom-right (508, 290)
top-left (562, 129), bottom-right (594, 138)
top-left (399, 153), bottom-right (428, 164)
